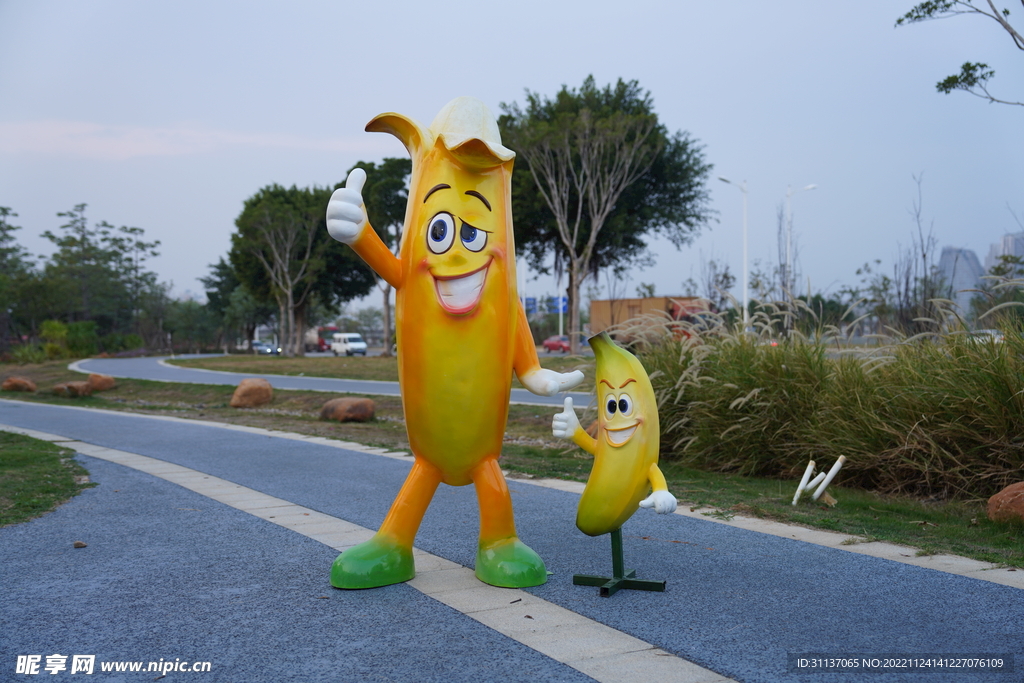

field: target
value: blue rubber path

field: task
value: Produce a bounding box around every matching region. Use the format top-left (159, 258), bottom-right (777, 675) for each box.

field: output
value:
top-left (2, 399), bottom-right (1022, 682)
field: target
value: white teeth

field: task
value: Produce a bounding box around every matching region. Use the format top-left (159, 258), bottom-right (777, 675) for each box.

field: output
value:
top-left (437, 267), bottom-right (487, 311)
top-left (606, 425), bottom-right (637, 446)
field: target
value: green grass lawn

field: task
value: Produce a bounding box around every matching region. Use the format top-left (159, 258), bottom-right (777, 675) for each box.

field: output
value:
top-left (0, 431), bottom-right (96, 527)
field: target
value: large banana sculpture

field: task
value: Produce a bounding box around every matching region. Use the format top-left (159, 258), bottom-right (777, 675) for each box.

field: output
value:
top-left (325, 97), bottom-right (583, 589)
top-left (552, 332), bottom-right (677, 536)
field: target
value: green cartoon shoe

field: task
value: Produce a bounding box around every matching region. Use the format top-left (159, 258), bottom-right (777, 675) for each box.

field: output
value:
top-left (330, 534), bottom-right (415, 589)
top-left (475, 537), bottom-right (547, 588)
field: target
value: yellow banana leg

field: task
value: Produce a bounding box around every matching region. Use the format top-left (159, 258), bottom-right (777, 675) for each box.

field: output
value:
top-left (470, 456), bottom-right (548, 587)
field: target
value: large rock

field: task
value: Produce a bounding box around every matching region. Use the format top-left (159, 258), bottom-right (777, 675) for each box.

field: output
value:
top-left (87, 373), bottom-right (116, 392)
top-left (987, 482), bottom-right (1024, 524)
top-left (2, 376), bottom-right (37, 392)
top-left (52, 381), bottom-right (93, 398)
top-left (320, 397), bottom-right (375, 423)
top-left (230, 378), bottom-right (273, 408)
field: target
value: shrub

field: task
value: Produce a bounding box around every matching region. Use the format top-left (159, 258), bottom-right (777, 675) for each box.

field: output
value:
top-left (67, 321), bottom-right (98, 357)
top-left (39, 320), bottom-right (67, 345)
top-left (11, 345), bottom-right (47, 364)
top-left (43, 342), bottom-right (67, 360)
top-left (632, 302), bottom-right (1024, 500)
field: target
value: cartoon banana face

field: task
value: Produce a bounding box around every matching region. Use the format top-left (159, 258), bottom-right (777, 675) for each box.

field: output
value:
top-left (575, 333), bottom-right (665, 536)
top-left (407, 156), bottom-right (511, 317)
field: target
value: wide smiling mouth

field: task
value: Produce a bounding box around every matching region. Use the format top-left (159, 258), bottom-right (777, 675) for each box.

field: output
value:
top-left (605, 422), bottom-right (639, 447)
top-left (433, 261), bottom-right (489, 314)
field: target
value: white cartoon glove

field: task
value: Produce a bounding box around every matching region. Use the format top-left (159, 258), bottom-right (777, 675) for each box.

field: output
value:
top-left (552, 397), bottom-right (581, 440)
top-left (520, 368), bottom-right (585, 397)
top-left (639, 490), bottom-right (678, 515)
top-left (326, 168), bottom-right (368, 245)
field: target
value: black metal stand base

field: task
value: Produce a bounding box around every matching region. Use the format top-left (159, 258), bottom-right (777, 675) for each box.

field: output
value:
top-left (572, 528), bottom-right (666, 597)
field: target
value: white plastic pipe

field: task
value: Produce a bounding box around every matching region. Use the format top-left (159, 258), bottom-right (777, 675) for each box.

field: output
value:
top-left (812, 456), bottom-right (847, 501)
top-left (804, 472), bottom-right (826, 494)
top-left (792, 460), bottom-right (816, 505)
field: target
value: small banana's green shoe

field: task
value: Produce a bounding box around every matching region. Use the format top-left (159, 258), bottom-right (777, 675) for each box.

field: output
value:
top-left (475, 537), bottom-right (547, 588)
top-left (330, 535), bottom-right (414, 589)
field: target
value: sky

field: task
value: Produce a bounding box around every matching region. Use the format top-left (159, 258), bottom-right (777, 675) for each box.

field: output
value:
top-left (1, 0), bottom-right (1021, 310)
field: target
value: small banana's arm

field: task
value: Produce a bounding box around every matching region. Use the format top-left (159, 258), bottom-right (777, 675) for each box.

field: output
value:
top-left (551, 397), bottom-right (596, 454)
top-left (640, 463), bottom-right (677, 514)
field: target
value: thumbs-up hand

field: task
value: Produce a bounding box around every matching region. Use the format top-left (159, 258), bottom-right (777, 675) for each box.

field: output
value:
top-left (552, 397), bottom-right (581, 440)
top-left (327, 168), bottom-right (368, 244)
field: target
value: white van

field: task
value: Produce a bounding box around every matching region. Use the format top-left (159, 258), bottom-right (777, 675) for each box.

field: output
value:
top-left (331, 333), bottom-right (368, 356)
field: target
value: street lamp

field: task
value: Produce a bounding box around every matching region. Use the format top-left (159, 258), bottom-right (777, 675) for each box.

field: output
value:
top-left (718, 176), bottom-right (748, 327)
top-left (784, 183), bottom-right (817, 301)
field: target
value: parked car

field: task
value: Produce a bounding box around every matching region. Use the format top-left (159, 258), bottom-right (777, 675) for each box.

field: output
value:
top-left (967, 329), bottom-right (1004, 344)
top-left (251, 341), bottom-right (281, 355)
top-left (331, 333), bottom-right (368, 356)
top-left (542, 335), bottom-right (571, 353)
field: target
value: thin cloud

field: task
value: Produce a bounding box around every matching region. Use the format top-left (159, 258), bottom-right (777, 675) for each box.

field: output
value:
top-left (0, 120), bottom-right (384, 160)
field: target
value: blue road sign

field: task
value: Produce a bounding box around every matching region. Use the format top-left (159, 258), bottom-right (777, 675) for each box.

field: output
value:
top-left (546, 296), bottom-right (568, 314)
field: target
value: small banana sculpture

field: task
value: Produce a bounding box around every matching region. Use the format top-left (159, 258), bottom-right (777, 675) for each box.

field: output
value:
top-left (553, 332), bottom-right (677, 536)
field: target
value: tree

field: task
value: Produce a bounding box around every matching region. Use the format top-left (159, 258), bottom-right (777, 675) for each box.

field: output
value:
top-left (344, 158), bottom-right (411, 356)
top-left (39, 204), bottom-right (163, 338)
top-left (896, 1), bottom-right (1023, 106)
top-left (0, 207), bottom-right (31, 350)
top-left (107, 225), bottom-right (160, 336)
top-left (700, 259), bottom-right (736, 313)
top-left (500, 76), bottom-right (714, 353)
top-left (230, 185), bottom-right (376, 356)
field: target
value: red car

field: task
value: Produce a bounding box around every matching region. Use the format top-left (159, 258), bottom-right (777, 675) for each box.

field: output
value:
top-left (542, 335), bottom-right (571, 353)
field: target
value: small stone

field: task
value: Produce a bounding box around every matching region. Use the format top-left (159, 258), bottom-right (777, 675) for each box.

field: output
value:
top-left (320, 397), bottom-right (375, 422)
top-left (987, 482), bottom-right (1024, 524)
top-left (73, 541), bottom-right (87, 548)
top-left (1, 376), bottom-right (37, 392)
top-left (230, 378), bottom-right (273, 408)
top-left (52, 381), bottom-right (93, 398)
top-left (87, 373), bottom-right (116, 391)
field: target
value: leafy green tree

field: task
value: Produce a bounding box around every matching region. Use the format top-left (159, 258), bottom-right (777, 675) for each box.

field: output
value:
top-left (345, 158), bottom-right (411, 356)
top-left (500, 76), bottom-right (714, 352)
top-left (39, 204), bottom-right (163, 338)
top-left (896, 1), bottom-right (1023, 107)
top-left (230, 184), bottom-right (376, 356)
top-left (166, 299), bottom-right (218, 353)
top-left (199, 257), bottom-right (277, 351)
top-left (0, 207), bottom-right (32, 351)
top-left (107, 225), bottom-right (160, 335)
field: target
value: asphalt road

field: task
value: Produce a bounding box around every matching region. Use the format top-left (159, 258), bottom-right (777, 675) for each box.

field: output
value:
top-left (73, 356), bottom-right (594, 408)
top-left (2, 399), bottom-right (1021, 682)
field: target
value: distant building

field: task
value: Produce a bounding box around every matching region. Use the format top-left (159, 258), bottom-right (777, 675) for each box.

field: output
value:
top-left (938, 247), bottom-right (984, 315)
top-left (985, 231), bottom-right (1024, 272)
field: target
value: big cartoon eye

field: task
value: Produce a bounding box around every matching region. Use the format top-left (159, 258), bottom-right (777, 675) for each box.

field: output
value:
top-left (427, 213), bottom-right (455, 254)
top-left (617, 393), bottom-right (633, 416)
top-left (605, 395), bottom-right (618, 417)
top-left (460, 221), bottom-right (487, 252)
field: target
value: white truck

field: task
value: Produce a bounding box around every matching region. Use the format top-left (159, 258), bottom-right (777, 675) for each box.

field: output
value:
top-left (331, 332), bottom-right (368, 356)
